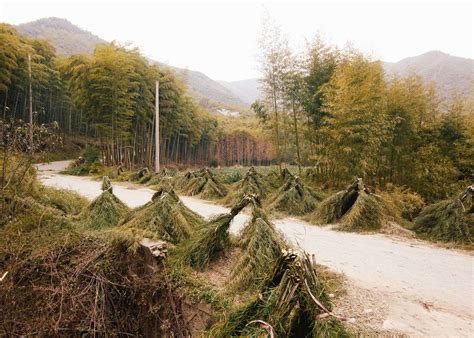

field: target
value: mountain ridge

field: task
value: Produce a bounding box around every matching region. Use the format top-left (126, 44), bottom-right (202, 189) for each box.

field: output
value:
top-left (15, 17), bottom-right (473, 108)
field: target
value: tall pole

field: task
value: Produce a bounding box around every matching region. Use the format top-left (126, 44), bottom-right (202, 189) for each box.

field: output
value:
top-left (154, 81), bottom-right (160, 172)
top-left (28, 54), bottom-right (33, 154)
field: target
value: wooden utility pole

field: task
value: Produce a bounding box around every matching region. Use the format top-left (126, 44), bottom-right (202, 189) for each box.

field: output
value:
top-left (154, 81), bottom-right (160, 172)
top-left (28, 54), bottom-right (33, 154)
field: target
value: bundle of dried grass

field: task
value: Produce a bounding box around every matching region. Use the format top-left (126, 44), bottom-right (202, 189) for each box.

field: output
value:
top-left (310, 178), bottom-right (390, 231)
top-left (146, 168), bottom-right (177, 186)
top-left (181, 195), bottom-right (256, 270)
top-left (179, 168), bottom-right (227, 199)
top-left (227, 204), bottom-right (286, 292)
top-left (79, 177), bottom-right (129, 229)
top-left (210, 249), bottom-right (348, 337)
top-left (120, 187), bottom-right (204, 244)
top-left (266, 174), bottom-right (322, 216)
top-left (221, 167), bottom-right (271, 206)
top-left (413, 185), bottom-right (473, 244)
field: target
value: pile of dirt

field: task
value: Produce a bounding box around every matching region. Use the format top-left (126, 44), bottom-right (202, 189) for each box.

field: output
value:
top-left (266, 174), bottom-right (322, 216)
top-left (120, 187), bottom-right (205, 244)
top-left (310, 178), bottom-right (393, 231)
top-left (413, 185), bottom-right (473, 244)
top-left (0, 219), bottom-right (198, 336)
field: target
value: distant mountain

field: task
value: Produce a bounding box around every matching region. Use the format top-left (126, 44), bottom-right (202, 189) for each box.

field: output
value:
top-left (173, 68), bottom-right (245, 108)
top-left (17, 17), bottom-right (105, 55)
top-left (15, 17), bottom-right (245, 110)
top-left (13, 18), bottom-right (473, 109)
top-left (219, 78), bottom-right (261, 105)
top-left (383, 51), bottom-right (474, 98)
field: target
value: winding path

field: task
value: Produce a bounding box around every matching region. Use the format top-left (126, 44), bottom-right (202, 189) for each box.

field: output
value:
top-left (36, 161), bottom-right (473, 337)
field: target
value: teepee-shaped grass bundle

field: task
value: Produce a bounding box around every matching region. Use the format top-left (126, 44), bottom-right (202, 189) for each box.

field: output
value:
top-left (265, 167), bottom-right (294, 189)
top-left (222, 167), bottom-right (271, 206)
top-left (79, 176), bottom-right (129, 229)
top-left (182, 195), bottom-right (256, 270)
top-left (120, 186), bottom-right (204, 244)
top-left (146, 168), bottom-right (177, 186)
top-left (413, 185), bottom-right (473, 244)
top-left (210, 249), bottom-right (347, 337)
top-left (266, 174), bottom-right (322, 216)
top-left (227, 204), bottom-right (286, 292)
top-left (178, 168), bottom-right (227, 199)
top-left (310, 178), bottom-right (389, 231)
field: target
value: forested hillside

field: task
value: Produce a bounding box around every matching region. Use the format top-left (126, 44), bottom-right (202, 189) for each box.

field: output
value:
top-left (16, 17), bottom-right (247, 111)
top-left (383, 51), bottom-right (474, 98)
top-left (0, 23), bottom-right (272, 168)
top-left (251, 27), bottom-right (473, 201)
top-left (17, 17), bottom-right (104, 56)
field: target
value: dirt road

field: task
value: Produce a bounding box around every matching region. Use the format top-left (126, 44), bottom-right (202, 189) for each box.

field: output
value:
top-left (36, 161), bottom-right (474, 336)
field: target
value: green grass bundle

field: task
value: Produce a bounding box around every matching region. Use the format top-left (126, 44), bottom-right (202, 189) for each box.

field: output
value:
top-left (79, 190), bottom-right (129, 229)
top-left (180, 168), bottom-right (227, 199)
top-left (181, 195), bottom-right (255, 270)
top-left (265, 167), bottom-right (294, 189)
top-left (146, 168), bottom-right (177, 186)
top-left (221, 167), bottom-right (271, 206)
top-left (120, 188), bottom-right (204, 244)
top-left (227, 205), bottom-right (286, 292)
top-left (266, 174), bottom-right (322, 216)
top-left (214, 167), bottom-right (244, 184)
top-left (210, 249), bottom-right (348, 337)
top-left (310, 178), bottom-right (390, 231)
top-left (413, 186), bottom-right (473, 244)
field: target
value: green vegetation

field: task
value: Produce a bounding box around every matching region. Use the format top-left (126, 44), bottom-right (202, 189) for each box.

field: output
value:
top-left (228, 205), bottom-right (286, 292)
top-left (120, 188), bottom-right (204, 244)
top-left (266, 173), bottom-right (322, 216)
top-left (413, 186), bottom-right (473, 245)
top-left (210, 249), bottom-right (348, 337)
top-left (310, 179), bottom-right (394, 231)
top-left (255, 23), bottom-right (473, 202)
top-left (221, 166), bottom-right (271, 206)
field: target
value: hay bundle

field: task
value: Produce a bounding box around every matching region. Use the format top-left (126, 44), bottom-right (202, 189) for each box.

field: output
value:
top-left (310, 178), bottom-right (389, 231)
top-left (182, 195), bottom-right (256, 270)
top-left (413, 185), bottom-right (473, 244)
top-left (147, 168), bottom-right (177, 186)
top-left (210, 249), bottom-right (347, 337)
top-left (265, 167), bottom-right (294, 189)
top-left (266, 174), bottom-right (322, 216)
top-left (222, 167), bottom-right (271, 206)
top-left (228, 205), bottom-right (286, 292)
top-left (79, 177), bottom-right (129, 229)
top-left (180, 168), bottom-right (227, 199)
top-left (120, 188), bottom-right (204, 244)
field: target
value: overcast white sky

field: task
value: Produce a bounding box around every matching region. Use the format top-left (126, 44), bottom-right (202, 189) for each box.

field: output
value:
top-left (1, 0), bottom-right (472, 81)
